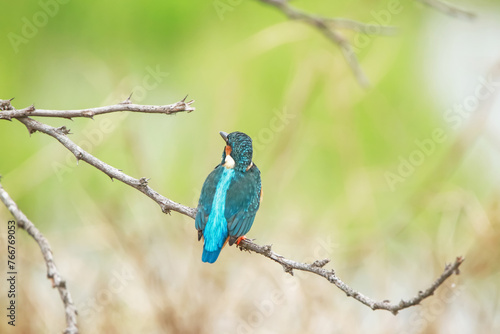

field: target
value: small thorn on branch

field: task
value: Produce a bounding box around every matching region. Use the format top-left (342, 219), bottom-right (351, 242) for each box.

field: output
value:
top-left (82, 110), bottom-right (95, 119)
top-left (139, 177), bottom-right (150, 187)
top-left (174, 95), bottom-right (195, 113)
top-left (282, 264), bottom-right (294, 276)
top-left (74, 152), bottom-right (83, 164)
top-left (346, 291), bottom-right (359, 298)
top-left (121, 92), bottom-right (133, 105)
top-left (453, 256), bottom-right (464, 275)
top-left (312, 259), bottom-right (330, 267)
top-left (161, 204), bottom-right (172, 215)
top-left (26, 124), bottom-right (37, 135)
top-left (261, 244), bottom-right (273, 255)
top-left (26, 104), bottom-right (35, 112)
top-left (0, 98), bottom-right (15, 111)
top-left (57, 126), bottom-right (71, 135)
top-left (49, 276), bottom-right (56, 287)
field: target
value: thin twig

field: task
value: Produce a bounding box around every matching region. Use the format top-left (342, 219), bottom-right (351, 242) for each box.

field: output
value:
top-left (256, 0), bottom-right (372, 87)
top-left (0, 182), bottom-right (78, 334)
top-left (415, 0), bottom-right (476, 19)
top-left (325, 18), bottom-right (397, 35)
top-left (0, 96), bottom-right (195, 120)
top-left (255, 0), bottom-right (474, 87)
top-left (238, 239), bottom-right (464, 314)
top-left (2, 98), bottom-right (465, 315)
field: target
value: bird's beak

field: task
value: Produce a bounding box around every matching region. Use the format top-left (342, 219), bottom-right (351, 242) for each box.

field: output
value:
top-left (219, 131), bottom-right (229, 143)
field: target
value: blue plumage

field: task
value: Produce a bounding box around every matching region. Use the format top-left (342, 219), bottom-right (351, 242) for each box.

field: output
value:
top-left (201, 168), bottom-right (234, 263)
top-left (195, 131), bottom-right (262, 263)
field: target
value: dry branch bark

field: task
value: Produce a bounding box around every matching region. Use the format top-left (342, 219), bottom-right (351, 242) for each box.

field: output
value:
top-left (0, 95), bottom-right (194, 120)
top-left (0, 182), bottom-right (78, 334)
top-left (240, 239), bottom-right (464, 314)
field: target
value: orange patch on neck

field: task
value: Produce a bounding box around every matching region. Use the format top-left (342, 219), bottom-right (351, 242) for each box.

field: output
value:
top-left (225, 145), bottom-right (232, 156)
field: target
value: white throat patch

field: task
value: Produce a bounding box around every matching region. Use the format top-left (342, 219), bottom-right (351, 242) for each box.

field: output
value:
top-left (224, 154), bottom-right (235, 169)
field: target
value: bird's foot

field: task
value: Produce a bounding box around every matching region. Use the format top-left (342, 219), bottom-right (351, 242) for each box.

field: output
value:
top-left (235, 236), bottom-right (247, 245)
top-left (236, 236), bottom-right (257, 253)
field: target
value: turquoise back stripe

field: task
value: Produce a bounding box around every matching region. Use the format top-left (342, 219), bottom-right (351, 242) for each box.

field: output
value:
top-left (204, 168), bottom-right (235, 251)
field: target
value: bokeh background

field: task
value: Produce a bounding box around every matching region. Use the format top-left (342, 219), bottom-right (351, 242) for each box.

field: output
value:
top-left (1, 0), bottom-right (499, 333)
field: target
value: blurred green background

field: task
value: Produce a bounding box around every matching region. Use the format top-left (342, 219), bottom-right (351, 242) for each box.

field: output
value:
top-left (1, 0), bottom-right (499, 333)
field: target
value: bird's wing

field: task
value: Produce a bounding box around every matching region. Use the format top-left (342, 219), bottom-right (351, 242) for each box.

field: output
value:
top-left (195, 165), bottom-right (223, 239)
top-left (225, 164), bottom-right (261, 241)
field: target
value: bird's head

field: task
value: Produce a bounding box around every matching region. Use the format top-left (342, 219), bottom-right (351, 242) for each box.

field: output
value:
top-left (219, 131), bottom-right (253, 171)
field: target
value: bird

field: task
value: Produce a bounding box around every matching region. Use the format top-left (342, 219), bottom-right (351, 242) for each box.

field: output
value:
top-left (195, 131), bottom-right (262, 263)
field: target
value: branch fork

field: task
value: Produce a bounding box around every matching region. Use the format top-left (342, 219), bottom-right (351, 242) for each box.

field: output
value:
top-left (0, 91), bottom-right (465, 330)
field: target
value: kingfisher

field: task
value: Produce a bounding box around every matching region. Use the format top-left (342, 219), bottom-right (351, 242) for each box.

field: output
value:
top-left (195, 131), bottom-right (262, 263)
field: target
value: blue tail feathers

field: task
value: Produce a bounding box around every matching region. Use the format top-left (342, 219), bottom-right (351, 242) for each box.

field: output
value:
top-left (202, 246), bottom-right (222, 263)
top-left (200, 168), bottom-right (234, 264)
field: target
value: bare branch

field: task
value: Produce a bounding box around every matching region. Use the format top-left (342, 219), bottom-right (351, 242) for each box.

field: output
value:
top-left (4, 98), bottom-right (464, 315)
top-left (415, 0), bottom-right (476, 19)
top-left (256, 0), bottom-right (372, 87)
top-left (0, 98), bottom-right (195, 120)
top-left (325, 18), bottom-right (397, 35)
top-left (255, 0), bottom-right (474, 87)
top-left (238, 239), bottom-right (464, 314)
top-left (0, 182), bottom-right (78, 334)
top-left (15, 116), bottom-right (196, 219)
